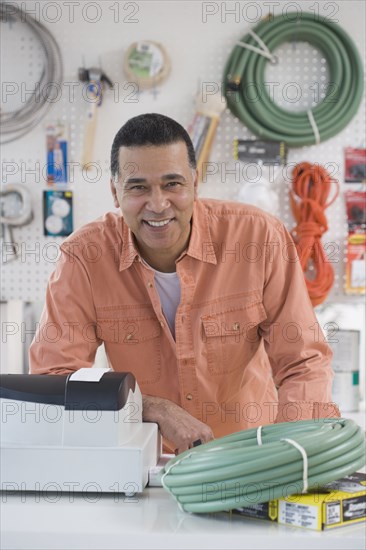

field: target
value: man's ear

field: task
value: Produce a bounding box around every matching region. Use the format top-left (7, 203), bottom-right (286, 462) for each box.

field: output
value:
top-left (110, 177), bottom-right (120, 209)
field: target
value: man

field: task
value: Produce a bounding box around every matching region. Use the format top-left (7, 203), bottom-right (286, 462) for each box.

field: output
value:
top-left (30, 113), bottom-right (340, 454)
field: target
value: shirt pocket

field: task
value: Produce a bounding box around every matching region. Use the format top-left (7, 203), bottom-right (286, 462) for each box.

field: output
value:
top-left (201, 301), bottom-right (267, 375)
top-left (96, 315), bottom-right (162, 385)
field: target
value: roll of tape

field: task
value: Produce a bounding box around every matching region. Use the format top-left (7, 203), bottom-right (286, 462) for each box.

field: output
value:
top-left (123, 41), bottom-right (170, 89)
top-left (51, 198), bottom-right (71, 218)
top-left (45, 214), bottom-right (63, 235)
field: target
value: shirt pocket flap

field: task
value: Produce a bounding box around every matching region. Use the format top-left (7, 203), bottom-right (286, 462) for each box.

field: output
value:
top-left (201, 302), bottom-right (267, 339)
top-left (97, 317), bottom-right (161, 344)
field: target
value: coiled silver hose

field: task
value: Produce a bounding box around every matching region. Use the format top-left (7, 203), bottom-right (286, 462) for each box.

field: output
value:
top-left (0, 2), bottom-right (63, 144)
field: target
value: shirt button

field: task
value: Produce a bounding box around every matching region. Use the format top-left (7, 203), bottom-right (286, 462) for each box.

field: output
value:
top-left (232, 322), bottom-right (240, 330)
top-left (147, 282), bottom-right (153, 288)
top-left (126, 334), bottom-right (132, 341)
top-left (186, 393), bottom-right (193, 401)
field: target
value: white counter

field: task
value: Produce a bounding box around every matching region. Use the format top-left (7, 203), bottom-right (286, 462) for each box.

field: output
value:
top-left (2, 413), bottom-right (365, 549)
top-left (1, 486), bottom-right (365, 550)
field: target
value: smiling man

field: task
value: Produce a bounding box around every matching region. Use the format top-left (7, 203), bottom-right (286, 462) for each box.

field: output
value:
top-left (30, 113), bottom-right (340, 454)
top-left (112, 140), bottom-right (197, 273)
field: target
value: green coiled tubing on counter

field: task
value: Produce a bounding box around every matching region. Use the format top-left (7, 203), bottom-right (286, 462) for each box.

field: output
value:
top-left (223, 12), bottom-right (364, 146)
top-left (161, 418), bottom-right (366, 513)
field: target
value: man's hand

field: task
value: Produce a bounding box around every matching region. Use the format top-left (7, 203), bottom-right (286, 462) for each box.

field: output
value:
top-left (142, 395), bottom-right (214, 454)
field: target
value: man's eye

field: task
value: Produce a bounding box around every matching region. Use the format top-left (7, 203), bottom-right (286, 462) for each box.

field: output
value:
top-left (129, 185), bottom-right (146, 191)
top-left (166, 182), bottom-right (180, 188)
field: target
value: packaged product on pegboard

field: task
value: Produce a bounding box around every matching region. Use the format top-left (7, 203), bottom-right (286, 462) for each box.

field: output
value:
top-left (43, 190), bottom-right (73, 237)
top-left (344, 148), bottom-right (366, 184)
top-left (233, 139), bottom-right (286, 218)
top-left (45, 122), bottom-right (69, 187)
top-left (344, 191), bottom-right (366, 294)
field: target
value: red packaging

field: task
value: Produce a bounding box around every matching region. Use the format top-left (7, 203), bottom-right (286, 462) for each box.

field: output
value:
top-left (344, 148), bottom-right (366, 183)
top-left (345, 191), bottom-right (366, 227)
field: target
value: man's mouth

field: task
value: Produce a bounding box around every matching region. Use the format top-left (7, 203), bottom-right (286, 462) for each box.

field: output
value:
top-left (143, 218), bottom-right (174, 227)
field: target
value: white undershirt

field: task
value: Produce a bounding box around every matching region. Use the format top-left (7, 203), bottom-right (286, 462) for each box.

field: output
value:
top-left (142, 260), bottom-right (181, 338)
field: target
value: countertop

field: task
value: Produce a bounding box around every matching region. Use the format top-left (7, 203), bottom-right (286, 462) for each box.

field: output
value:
top-left (2, 411), bottom-right (365, 550)
top-left (1, 486), bottom-right (365, 550)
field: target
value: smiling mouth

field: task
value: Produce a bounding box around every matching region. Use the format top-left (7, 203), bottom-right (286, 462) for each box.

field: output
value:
top-left (144, 218), bottom-right (174, 227)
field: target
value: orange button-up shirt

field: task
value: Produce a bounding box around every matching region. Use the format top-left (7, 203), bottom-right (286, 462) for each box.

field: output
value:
top-left (29, 198), bottom-right (340, 438)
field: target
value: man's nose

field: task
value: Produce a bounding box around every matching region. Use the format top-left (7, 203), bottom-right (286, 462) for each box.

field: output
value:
top-left (146, 188), bottom-right (170, 213)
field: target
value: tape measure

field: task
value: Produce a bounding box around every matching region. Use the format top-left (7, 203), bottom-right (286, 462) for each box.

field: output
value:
top-left (123, 41), bottom-right (170, 89)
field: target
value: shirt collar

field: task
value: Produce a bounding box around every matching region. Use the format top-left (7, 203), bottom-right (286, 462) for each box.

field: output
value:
top-left (119, 218), bottom-right (140, 271)
top-left (119, 199), bottom-right (217, 271)
top-left (185, 199), bottom-right (217, 265)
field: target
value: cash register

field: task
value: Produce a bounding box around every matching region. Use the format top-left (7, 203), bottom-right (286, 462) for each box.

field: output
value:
top-left (0, 369), bottom-right (160, 496)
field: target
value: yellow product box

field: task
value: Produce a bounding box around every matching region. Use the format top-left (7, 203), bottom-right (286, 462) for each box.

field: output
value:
top-left (232, 472), bottom-right (365, 530)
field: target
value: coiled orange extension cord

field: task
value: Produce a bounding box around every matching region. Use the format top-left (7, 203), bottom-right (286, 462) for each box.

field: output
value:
top-left (290, 162), bottom-right (340, 307)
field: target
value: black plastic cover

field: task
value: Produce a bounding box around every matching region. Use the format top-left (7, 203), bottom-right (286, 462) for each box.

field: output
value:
top-left (0, 374), bottom-right (67, 405)
top-left (65, 371), bottom-right (136, 411)
top-left (0, 372), bottom-right (136, 411)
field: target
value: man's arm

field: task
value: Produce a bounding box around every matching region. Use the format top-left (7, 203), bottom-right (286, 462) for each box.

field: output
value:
top-left (142, 395), bottom-right (214, 454)
top-left (259, 223), bottom-right (341, 422)
top-left (29, 241), bottom-right (101, 375)
top-left (29, 243), bottom-right (213, 453)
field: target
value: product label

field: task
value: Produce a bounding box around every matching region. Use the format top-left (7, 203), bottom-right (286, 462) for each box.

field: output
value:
top-left (129, 42), bottom-right (164, 78)
top-left (344, 148), bottom-right (366, 183)
top-left (46, 122), bottom-right (69, 186)
top-left (234, 139), bottom-right (287, 165)
top-left (352, 259), bottom-right (366, 287)
top-left (43, 190), bottom-right (74, 237)
top-left (278, 501), bottom-right (318, 529)
top-left (343, 497), bottom-right (366, 522)
top-left (325, 502), bottom-right (341, 525)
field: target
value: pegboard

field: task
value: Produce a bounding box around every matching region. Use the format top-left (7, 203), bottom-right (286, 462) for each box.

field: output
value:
top-left (1, 0), bottom-right (365, 306)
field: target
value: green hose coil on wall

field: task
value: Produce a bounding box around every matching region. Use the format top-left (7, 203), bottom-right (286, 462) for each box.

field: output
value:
top-left (223, 13), bottom-right (364, 147)
top-left (161, 418), bottom-right (366, 514)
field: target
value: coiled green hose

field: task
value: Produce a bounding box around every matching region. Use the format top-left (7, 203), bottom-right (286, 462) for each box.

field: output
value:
top-left (223, 13), bottom-right (364, 146)
top-left (161, 418), bottom-right (366, 513)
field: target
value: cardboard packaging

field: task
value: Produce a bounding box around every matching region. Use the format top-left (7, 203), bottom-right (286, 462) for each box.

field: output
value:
top-left (232, 472), bottom-right (366, 531)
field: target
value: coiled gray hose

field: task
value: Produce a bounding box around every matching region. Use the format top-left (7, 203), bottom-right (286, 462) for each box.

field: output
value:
top-left (161, 418), bottom-right (366, 513)
top-left (0, 2), bottom-right (63, 144)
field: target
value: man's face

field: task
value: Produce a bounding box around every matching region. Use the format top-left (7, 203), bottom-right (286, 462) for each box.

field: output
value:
top-left (111, 141), bottom-right (198, 268)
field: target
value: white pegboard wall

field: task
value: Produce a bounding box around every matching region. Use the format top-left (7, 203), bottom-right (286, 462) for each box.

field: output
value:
top-left (1, 0), bottom-right (365, 304)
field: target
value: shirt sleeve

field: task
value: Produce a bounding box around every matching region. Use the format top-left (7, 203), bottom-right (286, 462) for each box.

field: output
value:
top-left (259, 222), bottom-right (341, 423)
top-left (29, 241), bottom-right (102, 375)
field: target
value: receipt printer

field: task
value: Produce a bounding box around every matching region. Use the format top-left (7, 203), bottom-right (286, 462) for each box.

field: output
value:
top-left (0, 370), bottom-right (160, 495)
